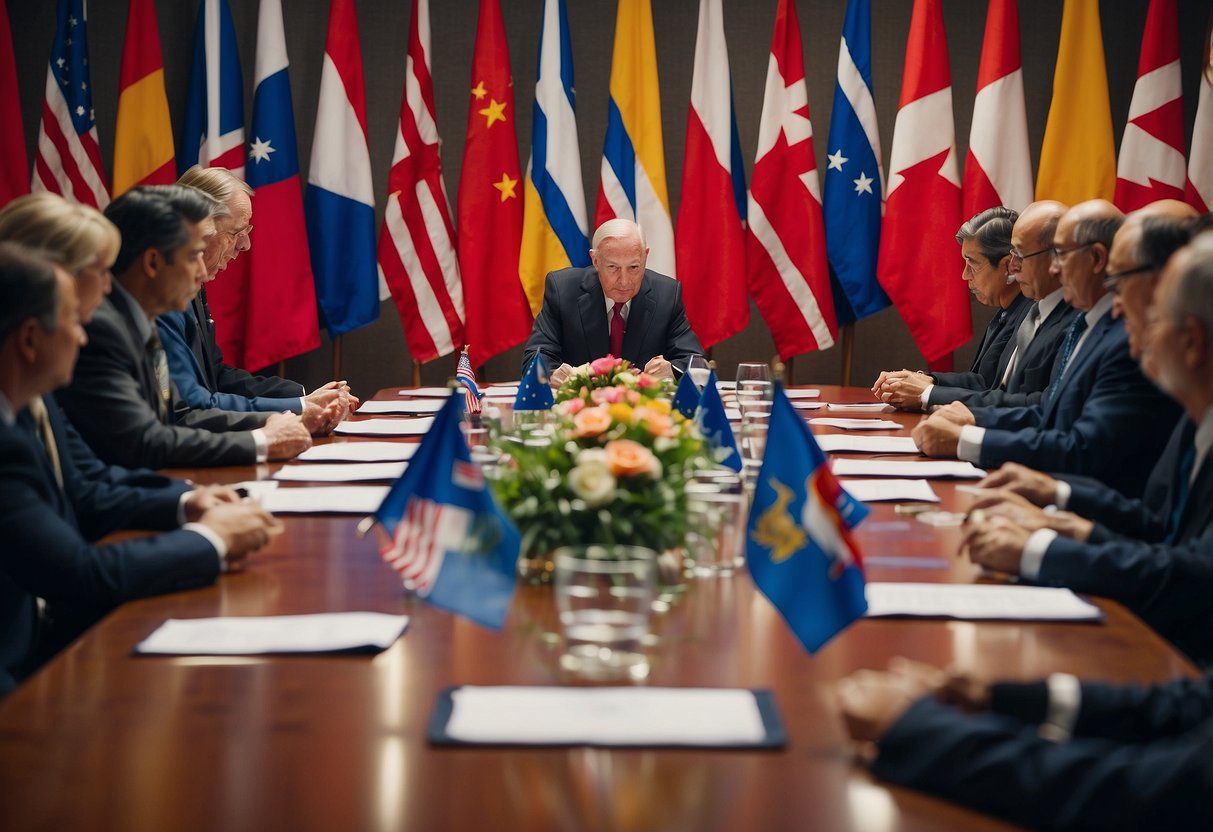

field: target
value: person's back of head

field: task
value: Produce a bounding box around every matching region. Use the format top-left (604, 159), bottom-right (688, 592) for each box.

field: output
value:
top-left (0, 193), bottom-right (119, 276)
top-left (105, 185), bottom-right (219, 277)
top-left (0, 242), bottom-right (59, 347)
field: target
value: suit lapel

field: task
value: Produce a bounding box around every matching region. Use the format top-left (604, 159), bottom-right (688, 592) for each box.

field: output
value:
top-left (107, 298), bottom-right (166, 423)
top-left (1041, 313), bottom-right (1110, 422)
top-left (191, 294), bottom-right (217, 390)
top-left (576, 268), bottom-right (611, 362)
top-left (1177, 455), bottom-right (1213, 543)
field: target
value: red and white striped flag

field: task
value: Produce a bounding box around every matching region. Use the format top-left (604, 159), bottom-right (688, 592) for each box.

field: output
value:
top-left (31, 0), bottom-right (108, 208)
top-left (1186, 28), bottom-right (1213, 213)
top-left (675, 0), bottom-right (748, 350)
top-left (877, 0), bottom-right (968, 367)
top-left (379, 0), bottom-right (465, 364)
top-left (963, 0), bottom-right (1032, 216)
top-left (745, 0), bottom-right (836, 360)
top-left (1114, 0), bottom-right (1184, 211)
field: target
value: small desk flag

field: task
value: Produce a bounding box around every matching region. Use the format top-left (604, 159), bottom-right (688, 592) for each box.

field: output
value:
top-left (515, 354), bottom-right (554, 412)
top-left (375, 393), bottom-right (519, 630)
top-left (456, 347), bottom-right (481, 415)
top-left (671, 370), bottom-right (700, 419)
top-left (747, 385), bottom-right (868, 654)
top-left (695, 370), bottom-right (740, 472)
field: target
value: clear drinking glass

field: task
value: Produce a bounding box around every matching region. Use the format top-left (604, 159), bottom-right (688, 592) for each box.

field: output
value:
top-left (735, 362), bottom-right (773, 404)
top-left (685, 491), bottom-right (747, 577)
top-left (686, 355), bottom-right (711, 391)
top-left (554, 545), bottom-right (657, 679)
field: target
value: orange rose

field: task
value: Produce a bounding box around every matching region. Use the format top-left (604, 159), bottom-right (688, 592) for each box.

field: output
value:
top-left (572, 407), bottom-right (612, 438)
top-left (605, 438), bottom-right (659, 478)
top-left (636, 409), bottom-right (674, 437)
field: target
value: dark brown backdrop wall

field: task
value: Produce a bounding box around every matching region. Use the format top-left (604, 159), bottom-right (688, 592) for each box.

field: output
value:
top-left (7, 1), bottom-right (1212, 394)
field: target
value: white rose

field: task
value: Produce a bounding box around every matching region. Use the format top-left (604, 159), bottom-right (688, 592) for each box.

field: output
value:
top-left (616, 371), bottom-right (636, 385)
top-left (577, 447), bottom-right (608, 466)
top-left (567, 460), bottom-right (616, 507)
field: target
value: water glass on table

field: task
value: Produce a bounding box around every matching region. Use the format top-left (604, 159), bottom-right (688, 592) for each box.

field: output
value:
top-left (735, 362), bottom-right (773, 404)
top-left (685, 490), bottom-right (747, 577)
top-left (686, 355), bottom-right (711, 391)
top-left (554, 545), bottom-right (657, 679)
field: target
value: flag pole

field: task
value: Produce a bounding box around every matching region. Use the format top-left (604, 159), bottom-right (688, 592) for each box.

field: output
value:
top-left (411, 360), bottom-right (421, 388)
top-left (332, 334), bottom-right (343, 380)
top-left (840, 323), bottom-right (855, 387)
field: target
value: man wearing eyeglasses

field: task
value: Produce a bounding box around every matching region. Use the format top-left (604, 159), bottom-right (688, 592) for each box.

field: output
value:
top-left (155, 167), bottom-right (355, 435)
top-left (913, 199), bottom-right (1179, 498)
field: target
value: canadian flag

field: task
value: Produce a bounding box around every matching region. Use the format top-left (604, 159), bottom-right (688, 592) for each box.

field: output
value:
top-left (1115, 0), bottom-right (1184, 211)
top-left (1184, 26), bottom-right (1212, 212)
top-left (876, 0), bottom-right (969, 366)
top-left (745, 0), bottom-right (836, 360)
top-left (963, 0), bottom-right (1032, 216)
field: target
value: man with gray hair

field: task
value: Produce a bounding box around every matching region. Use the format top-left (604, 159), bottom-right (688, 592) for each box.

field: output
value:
top-left (522, 218), bottom-right (703, 385)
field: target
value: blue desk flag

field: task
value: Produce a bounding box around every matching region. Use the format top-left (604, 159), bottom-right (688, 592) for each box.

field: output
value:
top-left (515, 353), bottom-right (554, 411)
top-left (695, 370), bottom-right (741, 472)
top-left (671, 369), bottom-right (700, 419)
top-left (374, 393), bottom-right (520, 629)
top-left (747, 384), bottom-right (869, 653)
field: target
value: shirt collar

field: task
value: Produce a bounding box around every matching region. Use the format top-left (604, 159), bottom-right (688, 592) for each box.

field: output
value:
top-left (1084, 292), bottom-right (1115, 329)
top-left (110, 280), bottom-right (152, 345)
top-left (1037, 287), bottom-right (1065, 320)
top-left (605, 298), bottom-right (631, 321)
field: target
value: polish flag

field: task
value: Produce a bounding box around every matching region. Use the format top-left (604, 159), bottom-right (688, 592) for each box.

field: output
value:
top-left (745, 0), bottom-right (836, 360)
top-left (876, 0), bottom-right (969, 366)
top-left (963, 0), bottom-right (1032, 216)
top-left (1186, 26), bottom-right (1213, 213)
top-left (1115, 0), bottom-right (1184, 211)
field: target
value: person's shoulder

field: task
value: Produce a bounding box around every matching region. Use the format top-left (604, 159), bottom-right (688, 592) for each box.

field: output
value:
top-left (547, 266), bottom-right (590, 284)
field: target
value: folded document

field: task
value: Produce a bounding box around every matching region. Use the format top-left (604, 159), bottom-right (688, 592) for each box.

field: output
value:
top-left (135, 612), bottom-right (410, 655)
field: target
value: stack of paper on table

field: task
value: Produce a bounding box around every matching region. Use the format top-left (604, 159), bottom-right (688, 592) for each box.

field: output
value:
top-left (334, 417), bottom-right (435, 436)
top-left (260, 485), bottom-right (389, 514)
top-left (296, 442), bottom-right (419, 463)
top-left (831, 459), bottom-right (985, 478)
top-left (816, 435), bottom-right (920, 454)
top-left (865, 583), bottom-right (1102, 621)
top-left (431, 687), bottom-right (782, 747)
top-left (825, 402), bottom-right (891, 413)
top-left (273, 462), bottom-right (407, 482)
top-left (784, 389), bottom-right (820, 399)
top-left (134, 612), bottom-right (410, 655)
top-left (841, 479), bottom-right (939, 503)
top-left (356, 399), bottom-right (446, 415)
top-left (809, 417), bottom-right (902, 430)
top-left (791, 401), bottom-right (826, 411)
top-left (398, 386), bottom-right (460, 397)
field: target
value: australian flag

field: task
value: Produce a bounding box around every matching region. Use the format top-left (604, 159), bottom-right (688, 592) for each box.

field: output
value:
top-left (821, 0), bottom-right (889, 324)
top-left (747, 384), bottom-right (868, 654)
top-left (374, 393), bottom-right (520, 629)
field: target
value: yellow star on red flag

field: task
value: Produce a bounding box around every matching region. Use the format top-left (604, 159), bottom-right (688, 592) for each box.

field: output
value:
top-left (492, 172), bottom-right (518, 201)
top-left (470, 80), bottom-right (487, 100)
top-left (478, 98), bottom-right (507, 128)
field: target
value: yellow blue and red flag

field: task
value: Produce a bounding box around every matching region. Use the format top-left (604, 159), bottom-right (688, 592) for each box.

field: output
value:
top-left (112, 0), bottom-right (175, 196)
top-left (747, 385), bottom-right (868, 654)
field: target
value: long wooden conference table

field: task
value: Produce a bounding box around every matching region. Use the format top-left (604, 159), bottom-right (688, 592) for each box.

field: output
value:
top-left (0, 385), bottom-right (1197, 831)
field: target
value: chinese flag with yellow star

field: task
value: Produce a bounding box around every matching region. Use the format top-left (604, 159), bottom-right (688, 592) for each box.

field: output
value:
top-left (456, 0), bottom-right (533, 367)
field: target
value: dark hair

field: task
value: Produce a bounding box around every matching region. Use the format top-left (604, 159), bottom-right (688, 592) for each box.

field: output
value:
top-left (1073, 214), bottom-right (1124, 249)
top-left (105, 185), bottom-right (219, 275)
top-left (956, 206), bottom-right (1018, 266)
top-left (0, 242), bottom-right (60, 344)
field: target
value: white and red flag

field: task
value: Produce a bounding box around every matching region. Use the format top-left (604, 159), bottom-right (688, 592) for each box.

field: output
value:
top-left (745, 0), bottom-right (836, 360)
top-left (1115, 0), bottom-right (1184, 211)
top-left (877, 0), bottom-right (968, 367)
top-left (1186, 26), bottom-right (1213, 213)
top-left (963, 0), bottom-right (1032, 216)
top-left (378, 0), bottom-right (465, 364)
top-left (675, 0), bottom-right (748, 350)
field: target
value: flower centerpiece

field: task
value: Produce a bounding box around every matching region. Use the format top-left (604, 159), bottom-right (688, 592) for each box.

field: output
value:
top-left (490, 356), bottom-right (712, 581)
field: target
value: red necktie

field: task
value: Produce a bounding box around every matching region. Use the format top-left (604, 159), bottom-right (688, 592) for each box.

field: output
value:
top-left (609, 303), bottom-right (625, 359)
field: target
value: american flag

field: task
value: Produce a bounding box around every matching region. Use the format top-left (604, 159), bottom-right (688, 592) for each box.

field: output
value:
top-left (31, 0), bottom-right (108, 208)
top-left (456, 347), bottom-right (481, 414)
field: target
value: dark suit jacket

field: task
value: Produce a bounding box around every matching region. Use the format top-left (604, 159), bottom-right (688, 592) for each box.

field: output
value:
top-left (0, 416), bottom-right (218, 694)
top-left (56, 296), bottom-right (264, 468)
top-left (521, 267), bottom-right (703, 374)
top-left (872, 681), bottom-right (1213, 830)
top-left (930, 293), bottom-right (1033, 392)
top-left (928, 299), bottom-right (1079, 408)
top-left (190, 292), bottom-right (305, 399)
top-left (158, 309), bottom-right (303, 414)
top-left (970, 312), bottom-right (1180, 497)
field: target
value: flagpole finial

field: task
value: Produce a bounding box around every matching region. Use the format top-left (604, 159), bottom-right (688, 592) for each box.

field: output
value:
top-left (772, 361), bottom-right (785, 379)
top-left (356, 516), bottom-right (377, 538)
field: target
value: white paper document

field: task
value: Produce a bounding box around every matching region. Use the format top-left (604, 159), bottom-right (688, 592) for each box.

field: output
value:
top-left (841, 479), bottom-right (940, 503)
top-left (826, 402), bottom-right (891, 413)
top-left (357, 399), bottom-right (447, 414)
top-left (816, 435), bottom-right (920, 454)
top-left (273, 462), bottom-right (407, 482)
top-left (865, 583), bottom-right (1103, 621)
top-left (334, 417), bottom-right (435, 436)
top-left (809, 417), bottom-right (903, 430)
top-left (260, 485), bottom-right (389, 514)
top-left (295, 442), bottom-right (419, 463)
top-left (791, 401), bottom-right (825, 411)
top-left (134, 612), bottom-right (410, 655)
top-left (784, 389), bottom-right (821, 399)
top-left (444, 687), bottom-right (768, 746)
top-left (230, 480), bottom-right (279, 500)
top-left (830, 459), bottom-right (986, 478)
top-left (725, 407), bottom-right (742, 421)
top-left (484, 385), bottom-right (519, 397)
top-left (398, 386), bottom-right (461, 397)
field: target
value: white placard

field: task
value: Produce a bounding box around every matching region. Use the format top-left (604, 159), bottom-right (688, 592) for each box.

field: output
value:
top-left (397, 387), bottom-right (458, 397)
top-left (334, 417), bottom-right (435, 436)
top-left (841, 479), bottom-right (940, 503)
top-left (296, 442), bottom-right (419, 463)
top-left (784, 389), bottom-right (821, 399)
top-left (809, 417), bottom-right (903, 430)
top-left (830, 459), bottom-right (985, 479)
top-left (825, 402), bottom-right (891, 413)
top-left (357, 399), bottom-right (447, 414)
top-left (865, 583), bottom-right (1102, 621)
top-left (273, 462), bottom-right (407, 482)
top-left (260, 485), bottom-right (390, 514)
top-left (135, 612), bottom-right (410, 655)
top-left (816, 435), bottom-right (920, 454)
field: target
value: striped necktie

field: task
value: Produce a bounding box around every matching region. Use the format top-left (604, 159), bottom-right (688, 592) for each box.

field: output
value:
top-left (146, 329), bottom-right (171, 416)
top-left (1045, 314), bottom-right (1088, 403)
top-left (27, 396), bottom-right (63, 489)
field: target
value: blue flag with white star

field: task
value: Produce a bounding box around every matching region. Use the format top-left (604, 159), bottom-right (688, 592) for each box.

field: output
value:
top-left (822, 0), bottom-right (889, 325)
top-left (671, 369), bottom-right (700, 419)
top-left (695, 370), bottom-right (741, 472)
top-left (514, 353), bottom-right (554, 411)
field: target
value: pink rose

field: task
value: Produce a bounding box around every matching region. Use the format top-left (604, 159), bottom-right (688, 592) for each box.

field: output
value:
top-left (590, 356), bottom-right (618, 376)
top-left (558, 398), bottom-right (586, 415)
top-left (626, 390), bottom-right (641, 405)
top-left (636, 373), bottom-right (657, 389)
top-left (590, 386), bottom-right (625, 405)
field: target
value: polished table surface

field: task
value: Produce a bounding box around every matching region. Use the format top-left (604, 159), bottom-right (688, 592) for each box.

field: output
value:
top-left (0, 386), bottom-right (1197, 831)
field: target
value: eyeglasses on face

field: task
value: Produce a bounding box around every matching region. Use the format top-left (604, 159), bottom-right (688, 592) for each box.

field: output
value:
top-left (1051, 241), bottom-right (1093, 262)
top-left (219, 224), bottom-right (253, 240)
top-left (1102, 264), bottom-right (1157, 294)
top-left (1009, 246), bottom-right (1051, 264)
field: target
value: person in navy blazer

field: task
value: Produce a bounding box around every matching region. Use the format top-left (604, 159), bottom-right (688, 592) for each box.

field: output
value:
top-left (913, 201), bottom-right (1179, 498)
top-left (837, 658), bottom-right (1213, 830)
top-left (522, 219), bottom-right (703, 386)
top-left (0, 244), bottom-right (281, 695)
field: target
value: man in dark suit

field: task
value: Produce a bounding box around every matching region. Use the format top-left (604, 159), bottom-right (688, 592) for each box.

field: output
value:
top-left (836, 658), bottom-right (1213, 830)
top-left (873, 207), bottom-right (1033, 408)
top-left (913, 200), bottom-right (1179, 497)
top-left (56, 186), bottom-right (313, 469)
top-left (963, 229), bottom-right (1213, 661)
top-left (522, 219), bottom-right (703, 386)
top-left (0, 243), bottom-right (280, 695)
top-left (161, 166), bottom-right (353, 426)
